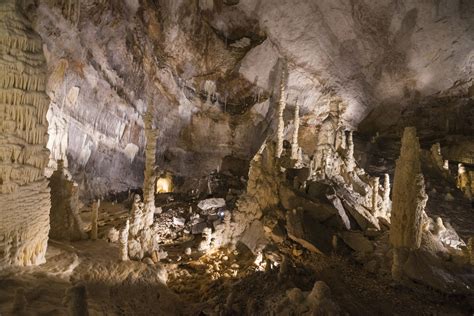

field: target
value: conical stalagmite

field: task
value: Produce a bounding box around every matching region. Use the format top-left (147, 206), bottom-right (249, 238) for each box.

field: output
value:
top-left (390, 127), bottom-right (428, 281)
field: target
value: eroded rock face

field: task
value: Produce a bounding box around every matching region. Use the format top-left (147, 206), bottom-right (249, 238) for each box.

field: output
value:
top-left (18, 0), bottom-right (471, 198)
top-left (0, 1), bottom-right (51, 267)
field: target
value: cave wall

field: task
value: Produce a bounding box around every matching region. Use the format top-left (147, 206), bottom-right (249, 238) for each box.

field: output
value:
top-left (0, 1), bottom-right (51, 267)
top-left (23, 0), bottom-right (473, 197)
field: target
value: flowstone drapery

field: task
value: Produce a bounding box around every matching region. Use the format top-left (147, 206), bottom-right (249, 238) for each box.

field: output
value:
top-left (0, 1), bottom-right (51, 267)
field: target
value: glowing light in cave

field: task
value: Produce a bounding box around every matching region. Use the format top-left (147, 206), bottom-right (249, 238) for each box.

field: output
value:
top-left (156, 176), bottom-right (173, 193)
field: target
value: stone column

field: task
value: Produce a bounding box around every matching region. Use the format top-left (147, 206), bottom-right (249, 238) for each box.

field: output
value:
top-left (143, 110), bottom-right (158, 226)
top-left (276, 73), bottom-right (286, 158)
top-left (345, 131), bottom-right (356, 172)
top-left (119, 219), bottom-right (130, 261)
top-left (91, 199), bottom-right (100, 240)
top-left (291, 102), bottom-right (300, 160)
top-left (390, 127), bottom-right (428, 281)
top-left (381, 173), bottom-right (391, 217)
top-left (371, 177), bottom-right (380, 215)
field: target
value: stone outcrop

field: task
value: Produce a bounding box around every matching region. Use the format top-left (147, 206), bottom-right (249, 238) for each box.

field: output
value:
top-left (390, 127), bottom-right (428, 280)
top-left (49, 160), bottom-right (86, 241)
top-left (0, 1), bottom-right (51, 267)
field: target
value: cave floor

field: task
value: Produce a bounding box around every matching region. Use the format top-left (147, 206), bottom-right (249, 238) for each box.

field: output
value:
top-left (0, 199), bottom-right (472, 315)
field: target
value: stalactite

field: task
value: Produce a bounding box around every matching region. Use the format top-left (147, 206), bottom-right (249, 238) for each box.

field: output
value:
top-left (291, 101), bottom-right (300, 160)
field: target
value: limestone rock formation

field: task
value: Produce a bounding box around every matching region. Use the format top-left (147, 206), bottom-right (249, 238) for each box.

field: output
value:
top-left (0, 1), bottom-right (51, 267)
top-left (90, 199), bottom-right (100, 240)
top-left (49, 160), bottom-right (86, 241)
top-left (390, 127), bottom-right (428, 280)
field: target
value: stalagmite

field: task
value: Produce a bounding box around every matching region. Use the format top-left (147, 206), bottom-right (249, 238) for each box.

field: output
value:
top-left (91, 199), bottom-right (100, 240)
top-left (390, 127), bottom-right (428, 281)
top-left (119, 219), bottom-right (130, 261)
top-left (143, 110), bottom-right (157, 226)
top-left (345, 131), bottom-right (356, 172)
top-left (276, 70), bottom-right (286, 158)
top-left (430, 143), bottom-right (444, 170)
top-left (0, 2), bottom-right (51, 267)
top-left (381, 173), bottom-right (391, 217)
top-left (49, 160), bottom-right (86, 241)
top-left (291, 101), bottom-right (300, 160)
top-left (371, 177), bottom-right (380, 215)
top-left (443, 160), bottom-right (449, 171)
top-left (457, 163), bottom-right (471, 199)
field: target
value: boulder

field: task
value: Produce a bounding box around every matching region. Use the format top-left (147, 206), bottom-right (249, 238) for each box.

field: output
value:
top-left (286, 208), bottom-right (334, 254)
top-left (403, 249), bottom-right (472, 295)
top-left (197, 198), bottom-right (226, 211)
top-left (340, 231), bottom-right (374, 253)
top-left (280, 185), bottom-right (337, 222)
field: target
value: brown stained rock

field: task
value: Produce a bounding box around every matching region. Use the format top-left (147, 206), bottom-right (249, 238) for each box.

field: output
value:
top-left (279, 185), bottom-right (337, 222)
top-left (286, 208), bottom-right (334, 254)
top-left (340, 231), bottom-right (374, 253)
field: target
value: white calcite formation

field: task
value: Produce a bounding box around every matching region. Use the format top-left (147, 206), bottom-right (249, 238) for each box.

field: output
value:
top-left (119, 219), bottom-right (129, 262)
top-left (276, 72), bottom-right (286, 159)
top-left (0, 1), bottom-right (51, 267)
top-left (290, 102), bottom-right (300, 161)
top-left (457, 163), bottom-right (472, 200)
top-left (390, 127), bottom-right (428, 281)
top-left (49, 160), bottom-right (86, 241)
top-left (124, 193), bottom-right (160, 261)
top-left (381, 173), bottom-right (391, 218)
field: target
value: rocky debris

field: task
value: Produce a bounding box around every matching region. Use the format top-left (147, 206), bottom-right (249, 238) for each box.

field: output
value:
top-left (239, 220), bottom-right (268, 254)
top-left (340, 231), bottom-right (374, 253)
top-left (286, 208), bottom-right (334, 254)
top-left (403, 249), bottom-right (472, 295)
top-left (197, 198), bottom-right (226, 211)
top-left (279, 281), bottom-right (341, 315)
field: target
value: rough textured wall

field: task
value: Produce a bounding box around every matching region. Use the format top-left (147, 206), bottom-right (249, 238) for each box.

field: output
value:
top-left (0, 1), bottom-right (50, 267)
top-left (23, 0), bottom-right (473, 197)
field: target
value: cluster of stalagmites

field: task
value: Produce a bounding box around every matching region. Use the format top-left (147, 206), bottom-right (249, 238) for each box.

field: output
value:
top-left (225, 72), bottom-right (472, 296)
top-left (0, 1), bottom-right (51, 267)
